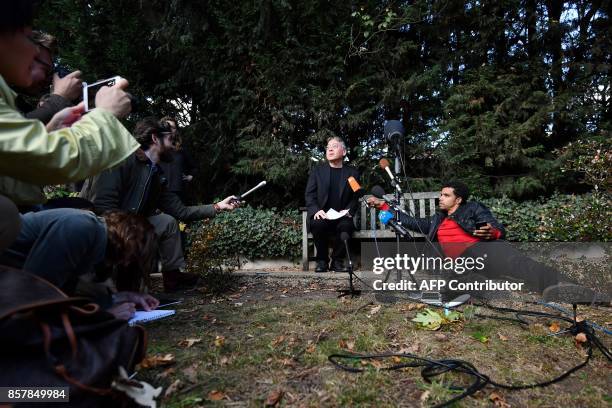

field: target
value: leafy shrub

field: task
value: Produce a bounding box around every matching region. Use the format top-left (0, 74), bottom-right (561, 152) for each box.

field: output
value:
top-left (186, 206), bottom-right (301, 263)
top-left (481, 193), bottom-right (611, 242)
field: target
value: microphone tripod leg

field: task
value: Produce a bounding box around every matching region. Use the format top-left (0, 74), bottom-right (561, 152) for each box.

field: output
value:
top-left (337, 266), bottom-right (361, 298)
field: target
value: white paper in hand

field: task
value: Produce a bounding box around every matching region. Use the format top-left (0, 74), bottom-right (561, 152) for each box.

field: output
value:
top-left (325, 209), bottom-right (348, 220)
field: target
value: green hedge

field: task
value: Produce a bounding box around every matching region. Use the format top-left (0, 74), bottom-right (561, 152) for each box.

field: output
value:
top-left (186, 206), bottom-right (302, 265)
top-left (186, 194), bottom-right (611, 264)
top-left (481, 192), bottom-right (611, 242)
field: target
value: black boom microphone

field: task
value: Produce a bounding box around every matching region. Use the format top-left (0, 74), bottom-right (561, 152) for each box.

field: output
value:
top-left (384, 120), bottom-right (405, 143)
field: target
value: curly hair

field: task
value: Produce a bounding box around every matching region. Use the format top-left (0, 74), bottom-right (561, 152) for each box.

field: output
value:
top-left (102, 211), bottom-right (158, 278)
top-left (133, 116), bottom-right (173, 150)
top-left (442, 180), bottom-right (470, 204)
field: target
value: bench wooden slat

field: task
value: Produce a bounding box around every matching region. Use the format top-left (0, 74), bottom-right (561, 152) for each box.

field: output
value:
top-left (301, 191), bottom-right (438, 270)
top-left (360, 203), bottom-right (367, 230)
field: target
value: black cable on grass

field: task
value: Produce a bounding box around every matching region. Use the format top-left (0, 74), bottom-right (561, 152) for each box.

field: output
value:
top-left (329, 302), bottom-right (611, 408)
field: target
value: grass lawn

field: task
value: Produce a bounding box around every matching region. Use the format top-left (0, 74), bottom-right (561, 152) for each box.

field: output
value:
top-left (139, 275), bottom-right (611, 407)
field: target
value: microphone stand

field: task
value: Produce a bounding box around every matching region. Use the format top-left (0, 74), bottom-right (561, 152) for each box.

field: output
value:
top-left (337, 237), bottom-right (361, 298)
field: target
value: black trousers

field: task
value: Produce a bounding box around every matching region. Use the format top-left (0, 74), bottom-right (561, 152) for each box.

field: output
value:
top-left (463, 241), bottom-right (560, 292)
top-left (310, 217), bottom-right (354, 262)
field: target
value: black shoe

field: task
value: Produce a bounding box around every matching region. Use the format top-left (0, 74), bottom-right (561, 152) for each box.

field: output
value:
top-left (331, 259), bottom-right (348, 272)
top-left (315, 261), bottom-right (328, 273)
top-left (542, 283), bottom-right (602, 305)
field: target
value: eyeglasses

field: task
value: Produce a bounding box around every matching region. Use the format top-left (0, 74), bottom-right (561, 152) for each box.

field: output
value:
top-left (326, 143), bottom-right (341, 150)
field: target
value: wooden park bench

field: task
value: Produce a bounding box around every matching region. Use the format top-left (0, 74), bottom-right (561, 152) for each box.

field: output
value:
top-left (300, 191), bottom-right (439, 271)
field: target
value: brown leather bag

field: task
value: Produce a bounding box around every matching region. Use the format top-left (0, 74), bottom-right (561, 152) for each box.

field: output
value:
top-left (0, 266), bottom-right (147, 407)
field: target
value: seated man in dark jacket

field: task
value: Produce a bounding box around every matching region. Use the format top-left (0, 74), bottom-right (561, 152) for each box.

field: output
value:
top-left (80, 117), bottom-right (239, 292)
top-left (367, 181), bottom-right (602, 303)
top-left (305, 136), bottom-right (360, 272)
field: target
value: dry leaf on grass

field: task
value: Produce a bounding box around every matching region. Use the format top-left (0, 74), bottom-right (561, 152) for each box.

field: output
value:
top-left (489, 391), bottom-right (510, 408)
top-left (208, 390), bottom-right (227, 401)
top-left (214, 335), bottom-right (226, 348)
top-left (178, 338), bottom-right (202, 348)
top-left (549, 322), bottom-right (561, 333)
top-left (368, 305), bottom-right (382, 316)
top-left (164, 379), bottom-right (182, 398)
top-left (182, 363), bottom-right (199, 383)
top-left (498, 333), bottom-right (509, 341)
top-left (434, 333), bottom-right (448, 342)
top-left (156, 367), bottom-right (175, 380)
top-left (219, 356), bottom-right (230, 365)
top-left (271, 335), bottom-right (286, 348)
top-left (305, 344), bottom-right (316, 353)
top-left (265, 389), bottom-right (284, 406)
top-left (138, 353), bottom-right (175, 369)
top-left (400, 303), bottom-right (425, 312)
top-left (575, 332), bottom-right (587, 346)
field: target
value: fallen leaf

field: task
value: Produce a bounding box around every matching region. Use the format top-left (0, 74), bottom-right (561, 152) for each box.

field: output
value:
top-left (178, 338), bottom-right (202, 348)
top-left (392, 356), bottom-right (402, 364)
top-left (164, 379), bottom-right (182, 398)
top-left (420, 390), bottom-right (431, 402)
top-left (398, 343), bottom-right (420, 354)
top-left (156, 367), bottom-right (175, 380)
top-left (271, 335), bottom-right (286, 348)
top-left (208, 390), bottom-right (226, 401)
top-left (346, 339), bottom-right (355, 351)
top-left (549, 322), bottom-right (561, 333)
top-left (412, 309), bottom-right (443, 330)
top-left (489, 391), bottom-right (510, 408)
top-left (498, 333), bottom-right (509, 341)
top-left (575, 332), bottom-right (587, 345)
top-left (138, 353), bottom-right (175, 369)
top-left (434, 333), bottom-right (448, 342)
top-left (214, 336), bottom-right (226, 348)
top-left (265, 389), bottom-right (284, 406)
top-left (369, 305), bottom-right (382, 316)
top-left (219, 356), bottom-right (229, 365)
top-left (280, 358), bottom-right (296, 368)
top-left (182, 364), bottom-right (199, 383)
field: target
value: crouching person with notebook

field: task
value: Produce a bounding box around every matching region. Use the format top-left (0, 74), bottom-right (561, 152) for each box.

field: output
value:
top-left (9, 208), bottom-right (159, 320)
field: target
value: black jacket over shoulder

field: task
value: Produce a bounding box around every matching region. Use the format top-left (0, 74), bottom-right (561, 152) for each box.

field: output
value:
top-left (79, 149), bottom-right (215, 221)
top-left (396, 201), bottom-right (506, 241)
top-left (16, 94), bottom-right (72, 125)
top-left (304, 162), bottom-right (360, 219)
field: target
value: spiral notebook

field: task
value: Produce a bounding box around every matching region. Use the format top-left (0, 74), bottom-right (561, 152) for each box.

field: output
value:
top-left (128, 309), bottom-right (175, 326)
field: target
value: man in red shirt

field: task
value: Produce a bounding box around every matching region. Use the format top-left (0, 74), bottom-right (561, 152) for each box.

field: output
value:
top-left (367, 181), bottom-right (601, 303)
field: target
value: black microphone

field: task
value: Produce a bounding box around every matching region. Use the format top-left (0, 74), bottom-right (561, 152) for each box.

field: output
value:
top-left (340, 232), bottom-right (353, 269)
top-left (384, 120), bottom-right (405, 143)
top-left (371, 185), bottom-right (386, 200)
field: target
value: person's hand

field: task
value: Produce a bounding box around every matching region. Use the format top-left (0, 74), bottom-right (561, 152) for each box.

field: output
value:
top-left (313, 210), bottom-right (327, 220)
top-left (182, 174), bottom-right (194, 182)
top-left (114, 291), bottom-right (159, 311)
top-left (95, 78), bottom-right (132, 118)
top-left (52, 71), bottom-right (83, 101)
top-left (46, 102), bottom-right (85, 132)
top-left (366, 196), bottom-right (385, 209)
top-left (216, 195), bottom-right (240, 211)
top-left (108, 302), bottom-right (136, 320)
top-left (473, 223), bottom-right (496, 240)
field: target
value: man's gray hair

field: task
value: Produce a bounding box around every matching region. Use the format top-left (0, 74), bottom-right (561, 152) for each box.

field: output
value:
top-left (326, 136), bottom-right (346, 151)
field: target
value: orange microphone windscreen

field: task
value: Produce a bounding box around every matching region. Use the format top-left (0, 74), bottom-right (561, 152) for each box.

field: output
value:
top-left (348, 176), bottom-right (361, 193)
